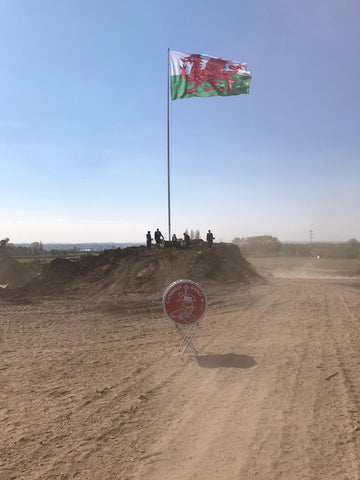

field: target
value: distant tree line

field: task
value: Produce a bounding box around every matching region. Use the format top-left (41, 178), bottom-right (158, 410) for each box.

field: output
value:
top-left (232, 236), bottom-right (360, 259)
top-left (3, 242), bottom-right (73, 257)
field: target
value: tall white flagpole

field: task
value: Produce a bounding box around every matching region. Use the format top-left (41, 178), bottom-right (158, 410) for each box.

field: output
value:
top-left (167, 48), bottom-right (171, 241)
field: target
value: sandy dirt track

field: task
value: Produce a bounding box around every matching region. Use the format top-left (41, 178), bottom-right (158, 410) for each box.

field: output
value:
top-left (2, 276), bottom-right (360, 479)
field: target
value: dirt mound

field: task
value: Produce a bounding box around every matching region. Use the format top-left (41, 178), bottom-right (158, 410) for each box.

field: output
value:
top-left (0, 255), bottom-right (38, 287)
top-left (23, 241), bottom-right (261, 297)
top-left (40, 258), bottom-right (80, 284)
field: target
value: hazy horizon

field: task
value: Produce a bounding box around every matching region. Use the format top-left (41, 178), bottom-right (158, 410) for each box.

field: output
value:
top-left (10, 236), bottom-right (359, 246)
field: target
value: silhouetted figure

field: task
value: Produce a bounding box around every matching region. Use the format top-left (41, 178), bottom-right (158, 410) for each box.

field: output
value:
top-left (146, 231), bottom-right (152, 250)
top-left (154, 228), bottom-right (163, 247)
top-left (206, 230), bottom-right (214, 248)
top-left (183, 232), bottom-right (191, 249)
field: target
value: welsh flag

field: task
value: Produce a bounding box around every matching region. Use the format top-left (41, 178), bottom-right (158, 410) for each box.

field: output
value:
top-left (169, 50), bottom-right (251, 101)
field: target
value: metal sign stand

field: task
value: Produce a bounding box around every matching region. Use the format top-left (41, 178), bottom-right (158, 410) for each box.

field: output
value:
top-left (176, 323), bottom-right (199, 354)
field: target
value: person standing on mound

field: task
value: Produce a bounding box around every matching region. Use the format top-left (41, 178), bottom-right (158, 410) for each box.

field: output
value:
top-left (183, 232), bottom-right (191, 249)
top-left (154, 228), bottom-right (163, 247)
top-left (206, 230), bottom-right (214, 248)
top-left (146, 231), bottom-right (152, 250)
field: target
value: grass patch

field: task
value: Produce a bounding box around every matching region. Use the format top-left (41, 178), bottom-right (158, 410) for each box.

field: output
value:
top-left (15, 257), bottom-right (55, 265)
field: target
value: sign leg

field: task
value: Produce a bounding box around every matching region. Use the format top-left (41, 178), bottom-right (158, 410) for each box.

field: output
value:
top-left (175, 324), bottom-right (199, 355)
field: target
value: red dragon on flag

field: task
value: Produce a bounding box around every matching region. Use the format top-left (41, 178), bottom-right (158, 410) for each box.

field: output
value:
top-left (170, 50), bottom-right (251, 100)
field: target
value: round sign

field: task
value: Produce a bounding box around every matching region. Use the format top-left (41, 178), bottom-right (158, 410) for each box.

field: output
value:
top-left (162, 279), bottom-right (207, 325)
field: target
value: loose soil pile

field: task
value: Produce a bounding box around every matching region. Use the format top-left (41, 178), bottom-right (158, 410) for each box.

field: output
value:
top-left (22, 241), bottom-right (262, 297)
top-left (0, 255), bottom-right (38, 287)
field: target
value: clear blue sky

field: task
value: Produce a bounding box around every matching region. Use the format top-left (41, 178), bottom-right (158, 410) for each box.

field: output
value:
top-left (1, 0), bottom-right (359, 243)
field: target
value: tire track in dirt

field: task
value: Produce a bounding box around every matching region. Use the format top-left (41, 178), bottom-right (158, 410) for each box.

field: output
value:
top-left (236, 281), bottom-right (325, 479)
top-left (287, 282), bottom-right (360, 480)
top-left (2, 279), bottom-right (360, 480)
top-left (136, 283), bottom-right (306, 479)
top-left (0, 301), bottom-right (175, 480)
top-left (317, 290), bottom-right (360, 479)
top-left (234, 280), bottom-right (360, 480)
top-left (136, 280), bottom-right (360, 480)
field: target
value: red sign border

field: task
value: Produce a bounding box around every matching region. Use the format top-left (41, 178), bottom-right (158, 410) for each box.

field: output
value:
top-left (162, 279), bottom-right (207, 326)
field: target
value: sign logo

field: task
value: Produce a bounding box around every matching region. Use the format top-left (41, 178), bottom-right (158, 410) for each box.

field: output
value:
top-left (163, 279), bottom-right (207, 325)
